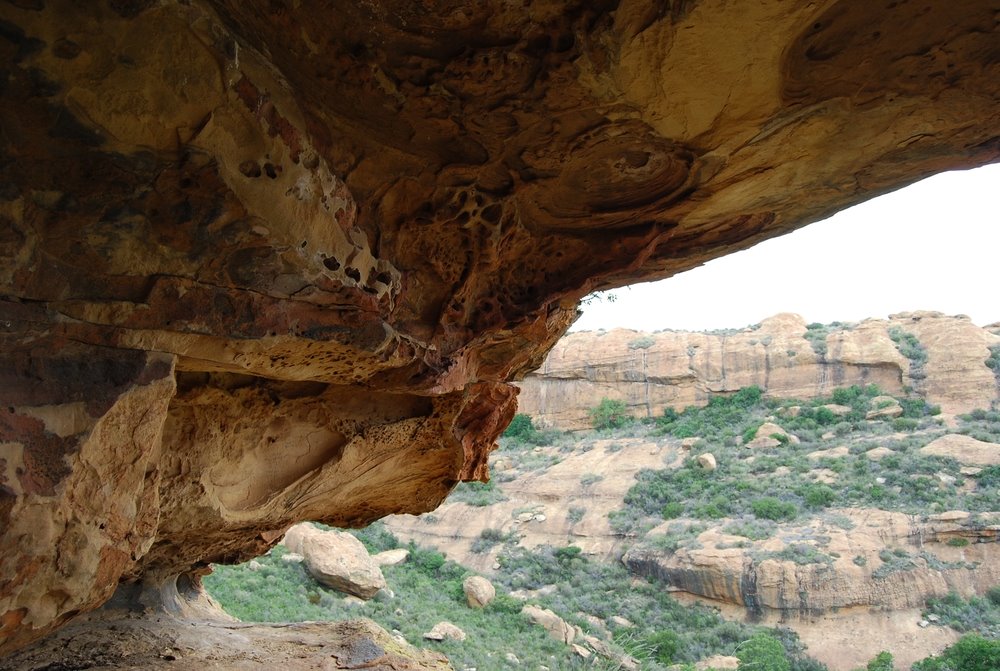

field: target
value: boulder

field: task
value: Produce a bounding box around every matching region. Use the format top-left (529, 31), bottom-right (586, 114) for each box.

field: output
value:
top-left (283, 524), bottom-right (386, 600)
top-left (609, 616), bottom-right (634, 629)
top-left (865, 447), bottom-right (896, 461)
top-left (921, 434), bottom-right (1000, 466)
top-left (807, 446), bottom-right (850, 460)
top-left (866, 396), bottom-right (904, 419)
top-left (373, 549), bottom-right (410, 567)
top-left (696, 453), bottom-right (718, 471)
top-left (522, 606), bottom-right (575, 644)
top-left (463, 576), bottom-right (496, 609)
top-left (746, 422), bottom-right (795, 449)
top-left (681, 437), bottom-right (702, 451)
top-left (422, 622), bottom-right (466, 642)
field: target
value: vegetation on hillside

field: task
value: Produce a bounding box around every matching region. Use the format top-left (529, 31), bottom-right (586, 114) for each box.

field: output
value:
top-left (606, 384), bottom-right (1000, 538)
top-left (204, 524), bottom-right (824, 671)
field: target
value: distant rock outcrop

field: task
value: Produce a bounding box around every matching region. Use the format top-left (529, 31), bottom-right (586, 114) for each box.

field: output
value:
top-left (623, 509), bottom-right (1000, 617)
top-left (518, 313), bottom-right (1000, 430)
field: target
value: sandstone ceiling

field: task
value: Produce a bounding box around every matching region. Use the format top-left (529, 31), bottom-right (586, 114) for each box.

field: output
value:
top-left (0, 0), bottom-right (998, 656)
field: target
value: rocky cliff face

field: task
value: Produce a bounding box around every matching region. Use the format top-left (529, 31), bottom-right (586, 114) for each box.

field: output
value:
top-left (624, 510), bottom-right (1000, 616)
top-left (519, 312), bottom-right (1000, 429)
top-left (1, 0), bottom-right (999, 656)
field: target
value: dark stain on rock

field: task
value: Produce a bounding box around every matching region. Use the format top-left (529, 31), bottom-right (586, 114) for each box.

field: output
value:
top-left (107, 0), bottom-right (156, 19)
top-left (27, 68), bottom-right (59, 97)
top-left (0, 20), bottom-right (45, 62)
top-left (52, 37), bottom-right (81, 59)
top-left (47, 104), bottom-right (105, 147)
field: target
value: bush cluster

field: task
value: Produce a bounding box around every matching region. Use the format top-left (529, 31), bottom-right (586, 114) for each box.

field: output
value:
top-left (614, 385), bottom-right (997, 536)
top-left (590, 398), bottom-right (631, 431)
top-left (888, 326), bottom-right (928, 378)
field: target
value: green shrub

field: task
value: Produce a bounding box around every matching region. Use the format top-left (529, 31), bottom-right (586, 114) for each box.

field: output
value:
top-left (987, 345), bottom-right (1000, 372)
top-left (554, 545), bottom-right (584, 564)
top-left (504, 413), bottom-right (536, 440)
top-left (349, 521), bottom-right (401, 554)
top-left (760, 544), bottom-right (834, 566)
top-left (628, 335), bottom-right (656, 350)
top-left (471, 528), bottom-right (510, 554)
top-left (662, 502), bottom-right (684, 519)
top-left (866, 651), bottom-right (895, 671)
top-left (448, 480), bottom-right (507, 506)
top-left (751, 497), bottom-right (798, 522)
top-left (804, 323), bottom-right (830, 359)
top-left (743, 423), bottom-right (762, 444)
top-left (947, 537), bottom-right (970, 547)
top-left (644, 630), bottom-right (681, 664)
top-left (912, 634), bottom-right (1000, 671)
top-left (800, 484), bottom-right (836, 509)
top-left (737, 632), bottom-right (791, 671)
top-left (723, 519), bottom-right (777, 541)
top-left (590, 398), bottom-right (630, 430)
top-left (923, 591), bottom-right (1000, 638)
top-left (889, 327), bottom-right (928, 377)
top-left (813, 406), bottom-right (838, 425)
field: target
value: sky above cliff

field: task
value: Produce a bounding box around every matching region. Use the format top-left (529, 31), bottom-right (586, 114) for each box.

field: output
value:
top-left (573, 162), bottom-right (1000, 332)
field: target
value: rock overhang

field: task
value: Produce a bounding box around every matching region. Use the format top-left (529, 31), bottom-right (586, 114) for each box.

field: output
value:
top-left (0, 0), bottom-right (998, 656)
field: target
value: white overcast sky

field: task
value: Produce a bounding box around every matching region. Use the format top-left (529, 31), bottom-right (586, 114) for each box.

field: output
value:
top-left (572, 163), bottom-right (1000, 333)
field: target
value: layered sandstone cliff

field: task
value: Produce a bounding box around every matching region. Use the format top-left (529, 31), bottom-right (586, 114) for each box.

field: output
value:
top-left (1, 0), bottom-right (999, 656)
top-left (624, 510), bottom-right (1000, 616)
top-left (519, 312), bottom-right (1000, 429)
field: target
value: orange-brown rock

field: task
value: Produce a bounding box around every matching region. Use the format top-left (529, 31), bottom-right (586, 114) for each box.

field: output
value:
top-left (519, 313), bottom-right (1000, 429)
top-left (1, 0), bottom-right (999, 656)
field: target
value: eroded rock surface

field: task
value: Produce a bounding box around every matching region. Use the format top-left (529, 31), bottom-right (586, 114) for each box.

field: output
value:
top-left (1, 0), bottom-right (999, 655)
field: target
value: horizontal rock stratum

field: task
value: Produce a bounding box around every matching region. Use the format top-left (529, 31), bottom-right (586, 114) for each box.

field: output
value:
top-left (1, 0), bottom-right (999, 657)
top-left (519, 313), bottom-right (1000, 430)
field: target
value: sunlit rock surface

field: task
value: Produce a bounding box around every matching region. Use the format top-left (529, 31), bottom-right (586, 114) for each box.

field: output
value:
top-left (1, 0), bottom-right (998, 654)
